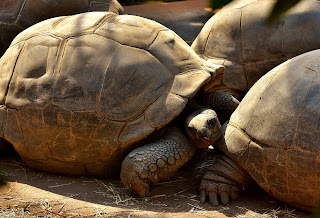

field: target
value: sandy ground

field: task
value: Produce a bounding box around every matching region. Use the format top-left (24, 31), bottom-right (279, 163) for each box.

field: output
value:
top-left (0, 149), bottom-right (309, 217)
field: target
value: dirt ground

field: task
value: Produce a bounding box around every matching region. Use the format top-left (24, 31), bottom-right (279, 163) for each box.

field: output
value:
top-left (0, 149), bottom-right (310, 217)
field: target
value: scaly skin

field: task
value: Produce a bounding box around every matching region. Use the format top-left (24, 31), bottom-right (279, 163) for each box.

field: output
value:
top-left (120, 127), bottom-right (195, 197)
top-left (200, 155), bottom-right (252, 206)
top-left (202, 92), bottom-right (240, 124)
top-left (121, 107), bottom-right (222, 197)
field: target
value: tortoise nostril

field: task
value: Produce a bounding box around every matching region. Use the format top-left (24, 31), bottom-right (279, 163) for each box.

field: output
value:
top-left (197, 128), bottom-right (208, 138)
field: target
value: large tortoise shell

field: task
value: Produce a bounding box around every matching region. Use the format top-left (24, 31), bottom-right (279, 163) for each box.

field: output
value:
top-left (0, 0), bottom-right (123, 56)
top-left (0, 12), bottom-right (212, 177)
top-left (192, 0), bottom-right (320, 93)
top-left (220, 50), bottom-right (320, 211)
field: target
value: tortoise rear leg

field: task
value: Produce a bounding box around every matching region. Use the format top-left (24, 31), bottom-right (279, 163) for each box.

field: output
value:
top-left (120, 127), bottom-right (195, 197)
top-left (200, 155), bottom-right (252, 205)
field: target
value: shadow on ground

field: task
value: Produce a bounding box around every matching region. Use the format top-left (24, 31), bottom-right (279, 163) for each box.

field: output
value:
top-left (0, 148), bottom-right (308, 217)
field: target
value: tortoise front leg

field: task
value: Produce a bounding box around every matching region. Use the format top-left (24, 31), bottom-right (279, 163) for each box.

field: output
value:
top-left (202, 91), bottom-right (240, 124)
top-left (120, 128), bottom-right (195, 197)
top-left (200, 155), bottom-right (252, 206)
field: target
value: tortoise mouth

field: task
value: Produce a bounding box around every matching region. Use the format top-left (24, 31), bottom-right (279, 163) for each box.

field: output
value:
top-left (186, 119), bottom-right (222, 149)
top-left (192, 126), bottom-right (222, 149)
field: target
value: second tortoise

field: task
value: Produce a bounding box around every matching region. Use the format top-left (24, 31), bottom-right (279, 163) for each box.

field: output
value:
top-left (200, 49), bottom-right (320, 212)
top-left (192, 0), bottom-right (320, 123)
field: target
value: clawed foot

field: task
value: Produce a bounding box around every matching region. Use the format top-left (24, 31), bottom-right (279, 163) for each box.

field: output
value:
top-left (120, 166), bottom-right (152, 197)
top-left (120, 128), bottom-right (195, 197)
top-left (199, 155), bottom-right (251, 206)
top-left (200, 175), bottom-right (240, 205)
top-left (137, 181), bottom-right (151, 197)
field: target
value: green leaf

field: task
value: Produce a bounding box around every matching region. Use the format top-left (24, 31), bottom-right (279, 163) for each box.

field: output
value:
top-left (266, 0), bottom-right (302, 24)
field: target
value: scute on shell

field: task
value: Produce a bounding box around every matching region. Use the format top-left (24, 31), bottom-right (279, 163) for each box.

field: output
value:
top-left (192, 0), bottom-right (320, 92)
top-left (0, 12), bottom-right (212, 177)
top-left (219, 49), bottom-right (320, 211)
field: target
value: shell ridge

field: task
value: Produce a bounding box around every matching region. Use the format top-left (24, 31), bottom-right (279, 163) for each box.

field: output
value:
top-left (50, 39), bottom-right (68, 107)
top-left (291, 69), bottom-right (318, 147)
top-left (55, 38), bottom-right (68, 75)
top-left (91, 33), bottom-right (178, 121)
top-left (93, 13), bottom-right (117, 33)
top-left (3, 42), bottom-right (25, 105)
top-left (94, 32), bottom-right (161, 55)
top-left (146, 28), bottom-right (166, 51)
top-left (225, 122), bottom-right (251, 150)
top-left (203, 11), bottom-right (221, 59)
top-left (228, 122), bottom-right (295, 151)
top-left (9, 33), bottom-right (64, 49)
top-left (122, 78), bottom-right (173, 123)
top-left (239, 8), bottom-right (249, 91)
top-left (96, 45), bottom-right (120, 116)
top-left (117, 120), bottom-right (128, 145)
top-left (228, 121), bottom-right (320, 157)
top-left (11, 13), bottom-right (116, 47)
top-left (144, 89), bottom-right (183, 129)
top-left (145, 30), bottom-right (180, 80)
top-left (93, 40), bottom-right (174, 122)
top-left (51, 16), bottom-right (69, 29)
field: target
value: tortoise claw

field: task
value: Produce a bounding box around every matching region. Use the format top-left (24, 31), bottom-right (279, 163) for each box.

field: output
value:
top-left (137, 181), bottom-right (150, 198)
top-left (200, 180), bottom-right (239, 206)
top-left (199, 155), bottom-right (251, 206)
top-left (220, 191), bottom-right (229, 205)
top-left (209, 191), bottom-right (219, 206)
top-left (200, 189), bottom-right (206, 203)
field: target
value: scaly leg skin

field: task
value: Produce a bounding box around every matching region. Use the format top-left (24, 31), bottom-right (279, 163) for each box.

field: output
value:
top-left (200, 155), bottom-right (252, 206)
top-left (202, 92), bottom-right (240, 124)
top-left (120, 127), bottom-right (195, 197)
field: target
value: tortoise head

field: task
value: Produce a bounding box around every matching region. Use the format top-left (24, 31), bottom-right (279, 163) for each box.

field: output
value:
top-left (185, 108), bottom-right (222, 148)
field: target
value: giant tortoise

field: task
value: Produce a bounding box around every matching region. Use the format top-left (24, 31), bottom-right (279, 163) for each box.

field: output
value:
top-left (0, 11), bottom-right (225, 197)
top-left (0, 0), bottom-right (123, 56)
top-left (192, 0), bottom-right (320, 123)
top-left (200, 49), bottom-right (320, 212)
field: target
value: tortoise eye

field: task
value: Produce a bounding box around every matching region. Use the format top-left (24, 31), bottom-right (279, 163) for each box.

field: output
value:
top-left (207, 119), bottom-right (216, 128)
